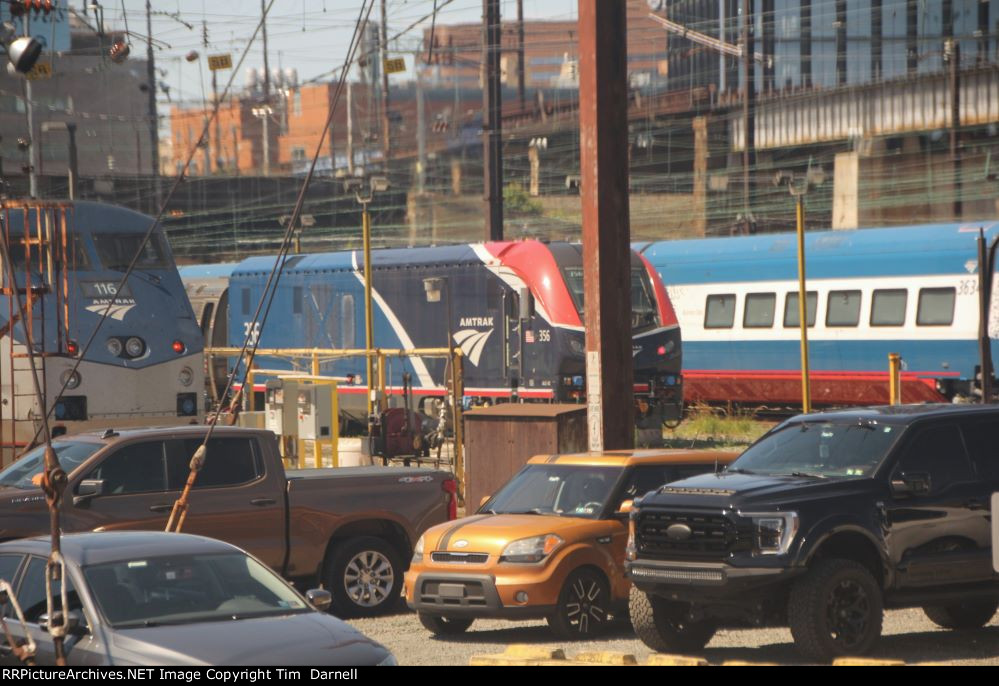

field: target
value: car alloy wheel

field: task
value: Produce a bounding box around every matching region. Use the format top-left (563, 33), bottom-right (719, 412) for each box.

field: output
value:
top-left (548, 569), bottom-right (609, 639)
top-left (344, 549), bottom-right (394, 608)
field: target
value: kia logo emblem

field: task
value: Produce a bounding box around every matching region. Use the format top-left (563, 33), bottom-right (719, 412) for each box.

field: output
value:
top-left (453, 540), bottom-right (469, 549)
top-left (666, 524), bottom-right (693, 541)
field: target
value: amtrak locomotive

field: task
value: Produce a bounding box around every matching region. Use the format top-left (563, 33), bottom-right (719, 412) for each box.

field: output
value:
top-left (0, 201), bottom-right (204, 465)
top-left (639, 221), bottom-right (999, 408)
top-left (181, 240), bottom-right (683, 427)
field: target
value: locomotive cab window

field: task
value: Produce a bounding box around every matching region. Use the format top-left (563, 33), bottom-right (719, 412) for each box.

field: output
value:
top-left (871, 289), bottom-right (907, 327)
top-left (917, 288), bottom-right (956, 326)
top-left (783, 291), bottom-right (817, 328)
top-left (744, 293), bottom-right (776, 328)
top-left (826, 290), bottom-right (862, 327)
top-left (704, 294), bottom-right (736, 329)
top-left (92, 233), bottom-right (170, 272)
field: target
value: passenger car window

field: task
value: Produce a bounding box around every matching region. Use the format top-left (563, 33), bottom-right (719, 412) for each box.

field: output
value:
top-left (958, 421), bottom-right (999, 482)
top-left (704, 294), bottom-right (736, 329)
top-left (870, 289), bottom-right (907, 326)
top-left (0, 554), bottom-right (24, 618)
top-left (826, 290), bottom-right (862, 327)
top-left (166, 438), bottom-right (261, 489)
top-left (744, 293), bottom-right (776, 328)
top-left (87, 442), bottom-right (167, 495)
top-left (783, 291), bottom-right (817, 328)
top-left (891, 425), bottom-right (975, 493)
top-left (917, 288), bottom-right (955, 326)
top-left (16, 557), bottom-right (82, 623)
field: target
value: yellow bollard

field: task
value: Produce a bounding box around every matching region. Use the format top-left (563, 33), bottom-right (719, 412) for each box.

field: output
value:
top-left (889, 353), bottom-right (902, 405)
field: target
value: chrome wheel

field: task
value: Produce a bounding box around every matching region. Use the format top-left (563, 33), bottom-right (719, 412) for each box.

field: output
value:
top-left (343, 549), bottom-right (395, 608)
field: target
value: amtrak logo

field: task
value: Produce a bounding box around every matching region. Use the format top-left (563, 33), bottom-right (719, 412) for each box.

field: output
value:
top-left (84, 303), bottom-right (135, 321)
top-left (632, 345), bottom-right (642, 357)
top-left (454, 327), bottom-right (494, 367)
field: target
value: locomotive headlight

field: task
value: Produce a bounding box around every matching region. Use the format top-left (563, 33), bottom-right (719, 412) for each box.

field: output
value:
top-left (106, 338), bottom-right (123, 357)
top-left (569, 338), bottom-right (584, 355)
top-left (125, 337), bottom-right (145, 358)
top-left (178, 367), bottom-right (194, 387)
top-left (60, 369), bottom-right (81, 390)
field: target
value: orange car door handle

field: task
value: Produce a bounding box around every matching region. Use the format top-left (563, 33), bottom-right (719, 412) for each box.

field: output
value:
top-left (149, 503), bottom-right (173, 513)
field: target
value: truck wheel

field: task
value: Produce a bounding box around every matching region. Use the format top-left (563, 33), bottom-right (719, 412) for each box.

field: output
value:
top-left (325, 536), bottom-right (402, 618)
top-left (788, 558), bottom-right (883, 663)
top-left (923, 601), bottom-right (998, 630)
top-left (546, 569), bottom-right (610, 639)
top-left (418, 612), bottom-right (474, 636)
top-left (628, 588), bottom-right (716, 653)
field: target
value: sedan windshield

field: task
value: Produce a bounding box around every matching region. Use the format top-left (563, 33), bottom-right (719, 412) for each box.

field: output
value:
top-left (730, 420), bottom-right (902, 479)
top-left (84, 553), bottom-right (309, 628)
top-left (483, 465), bottom-right (623, 519)
top-left (0, 442), bottom-right (101, 490)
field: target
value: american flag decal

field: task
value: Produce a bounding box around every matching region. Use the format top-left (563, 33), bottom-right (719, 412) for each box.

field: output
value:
top-left (524, 329), bottom-right (535, 344)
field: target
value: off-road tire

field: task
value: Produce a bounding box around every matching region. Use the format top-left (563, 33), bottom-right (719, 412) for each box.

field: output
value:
top-left (324, 536), bottom-right (402, 618)
top-left (923, 601), bottom-right (998, 630)
top-left (628, 587), bottom-right (717, 653)
top-left (788, 558), bottom-right (883, 663)
top-left (546, 568), bottom-right (611, 640)
top-left (418, 612), bottom-right (474, 636)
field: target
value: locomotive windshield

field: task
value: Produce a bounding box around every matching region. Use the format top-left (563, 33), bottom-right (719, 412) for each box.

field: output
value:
top-left (92, 233), bottom-right (170, 272)
top-left (564, 267), bottom-right (659, 331)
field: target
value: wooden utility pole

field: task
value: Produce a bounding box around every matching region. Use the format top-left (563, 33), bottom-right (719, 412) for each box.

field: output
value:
top-left (578, 0), bottom-right (634, 451)
top-left (741, 0), bottom-right (755, 225)
top-left (483, 0), bottom-right (503, 240)
top-left (517, 0), bottom-right (526, 110)
top-left (145, 0), bottom-right (160, 181)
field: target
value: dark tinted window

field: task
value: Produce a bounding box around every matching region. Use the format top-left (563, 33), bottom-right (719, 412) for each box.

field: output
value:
top-left (827, 290), bottom-right (862, 327)
top-left (618, 464), bottom-right (717, 504)
top-left (959, 421), bottom-right (999, 482)
top-left (744, 293), bottom-right (776, 328)
top-left (292, 286), bottom-right (302, 315)
top-left (784, 291), bottom-right (817, 327)
top-left (0, 554), bottom-right (24, 618)
top-left (241, 288), bottom-right (251, 316)
top-left (892, 425), bottom-right (975, 492)
top-left (871, 289), bottom-right (907, 326)
top-left (16, 557), bottom-right (82, 623)
top-left (85, 442), bottom-right (167, 495)
top-left (166, 438), bottom-right (261, 490)
top-left (341, 295), bottom-right (355, 348)
top-left (704, 294), bottom-right (736, 329)
top-left (917, 288), bottom-right (956, 326)
top-left (92, 233), bottom-right (169, 271)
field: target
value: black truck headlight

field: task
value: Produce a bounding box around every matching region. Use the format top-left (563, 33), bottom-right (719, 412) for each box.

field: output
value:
top-left (740, 511), bottom-right (799, 556)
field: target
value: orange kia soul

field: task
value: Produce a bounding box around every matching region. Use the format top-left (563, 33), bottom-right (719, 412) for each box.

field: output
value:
top-left (405, 449), bottom-right (738, 639)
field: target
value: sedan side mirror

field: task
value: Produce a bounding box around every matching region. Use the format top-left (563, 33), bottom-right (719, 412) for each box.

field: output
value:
top-left (891, 472), bottom-right (931, 497)
top-left (73, 479), bottom-right (104, 506)
top-left (306, 588), bottom-right (332, 612)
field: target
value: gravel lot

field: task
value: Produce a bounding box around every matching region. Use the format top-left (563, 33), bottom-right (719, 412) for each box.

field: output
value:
top-left (351, 604), bottom-right (999, 666)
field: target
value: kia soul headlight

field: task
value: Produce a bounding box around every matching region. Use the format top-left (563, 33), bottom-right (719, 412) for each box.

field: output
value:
top-left (500, 534), bottom-right (563, 564)
top-left (740, 511), bottom-right (799, 555)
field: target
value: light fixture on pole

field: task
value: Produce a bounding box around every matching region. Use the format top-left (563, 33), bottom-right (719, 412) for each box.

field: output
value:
top-left (345, 175), bottom-right (390, 438)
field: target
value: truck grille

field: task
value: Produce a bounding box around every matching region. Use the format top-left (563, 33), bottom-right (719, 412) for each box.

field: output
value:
top-left (430, 552), bottom-right (489, 564)
top-left (636, 509), bottom-right (747, 560)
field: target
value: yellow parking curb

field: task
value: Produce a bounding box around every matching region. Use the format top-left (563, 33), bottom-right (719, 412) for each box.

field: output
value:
top-left (721, 660), bottom-right (780, 666)
top-left (645, 654), bottom-right (710, 666)
top-left (832, 657), bottom-right (906, 666)
top-left (574, 652), bottom-right (639, 665)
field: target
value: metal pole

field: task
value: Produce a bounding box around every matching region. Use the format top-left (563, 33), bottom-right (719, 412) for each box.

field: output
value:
top-left (517, 0), bottom-right (526, 110)
top-left (889, 353), bottom-right (901, 405)
top-left (25, 78), bottom-right (37, 197)
top-left (362, 201), bottom-right (375, 425)
top-left (212, 69), bottom-right (222, 173)
top-left (795, 194), bottom-right (812, 413)
top-left (261, 109), bottom-right (271, 177)
top-left (146, 0), bottom-right (160, 182)
top-left (949, 40), bottom-right (962, 219)
top-left (66, 124), bottom-right (77, 200)
top-left (380, 0), bottom-right (391, 162)
top-left (416, 68), bottom-right (426, 194)
top-left (483, 0), bottom-right (503, 240)
top-left (741, 0), bottom-right (755, 224)
top-left (977, 230), bottom-right (993, 402)
top-left (578, 0), bottom-right (634, 451)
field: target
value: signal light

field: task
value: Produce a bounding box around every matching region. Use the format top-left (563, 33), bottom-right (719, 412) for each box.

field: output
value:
top-left (66, 340), bottom-right (79, 356)
top-left (657, 345), bottom-right (667, 356)
top-left (172, 340), bottom-right (186, 354)
top-left (109, 38), bottom-right (130, 64)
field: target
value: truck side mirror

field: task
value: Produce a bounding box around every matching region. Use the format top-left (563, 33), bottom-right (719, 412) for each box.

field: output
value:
top-left (891, 472), bottom-right (931, 497)
top-left (73, 479), bottom-right (104, 506)
top-left (479, 495), bottom-right (491, 509)
top-left (616, 499), bottom-right (635, 516)
top-left (39, 610), bottom-right (83, 635)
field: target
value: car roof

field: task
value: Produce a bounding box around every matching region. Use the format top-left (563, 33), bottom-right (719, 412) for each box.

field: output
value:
top-left (527, 448), bottom-right (740, 467)
top-left (0, 532), bottom-right (241, 566)
top-left (58, 424), bottom-right (266, 447)
top-left (784, 403), bottom-right (999, 425)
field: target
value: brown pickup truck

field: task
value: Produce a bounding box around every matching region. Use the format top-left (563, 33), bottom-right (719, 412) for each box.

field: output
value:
top-left (0, 425), bottom-right (456, 617)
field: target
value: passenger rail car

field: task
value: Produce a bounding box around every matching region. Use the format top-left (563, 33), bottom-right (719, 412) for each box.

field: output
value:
top-left (0, 202), bottom-right (204, 464)
top-left (639, 222), bottom-right (999, 408)
top-left (183, 240), bottom-right (683, 426)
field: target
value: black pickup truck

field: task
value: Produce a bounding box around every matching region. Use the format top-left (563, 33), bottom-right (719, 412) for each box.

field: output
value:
top-left (625, 404), bottom-right (999, 662)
